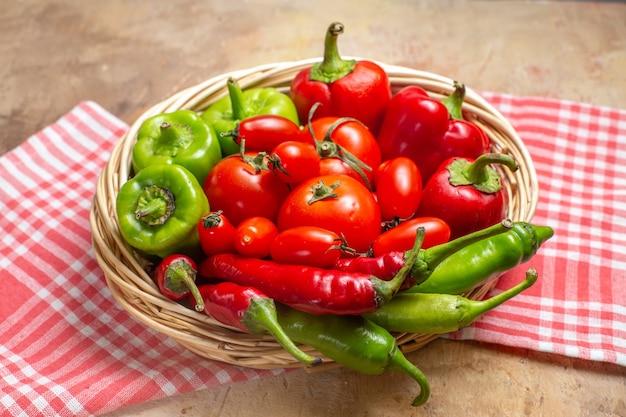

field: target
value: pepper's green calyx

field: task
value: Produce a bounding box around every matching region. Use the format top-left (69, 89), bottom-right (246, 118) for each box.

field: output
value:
top-left (309, 22), bottom-right (356, 83)
top-left (201, 77), bottom-right (300, 156)
top-left (447, 153), bottom-right (519, 194)
top-left (132, 109), bottom-right (221, 185)
top-left (365, 268), bottom-right (538, 334)
top-left (116, 164), bottom-right (209, 259)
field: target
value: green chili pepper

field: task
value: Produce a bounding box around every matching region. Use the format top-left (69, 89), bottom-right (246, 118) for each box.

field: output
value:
top-left (132, 110), bottom-right (222, 185)
top-left (201, 77), bottom-right (300, 157)
top-left (116, 164), bottom-right (209, 259)
top-left (364, 268), bottom-right (538, 334)
top-left (406, 221), bottom-right (554, 295)
top-left (276, 303), bottom-right (430, 407)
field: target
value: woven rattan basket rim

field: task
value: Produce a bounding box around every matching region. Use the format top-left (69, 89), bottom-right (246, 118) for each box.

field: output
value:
top-left (90, 58), bottom-right (539, 370)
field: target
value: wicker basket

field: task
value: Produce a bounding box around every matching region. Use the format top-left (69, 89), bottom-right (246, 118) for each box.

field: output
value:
top-left (90, 58), bottom-right (538, 370)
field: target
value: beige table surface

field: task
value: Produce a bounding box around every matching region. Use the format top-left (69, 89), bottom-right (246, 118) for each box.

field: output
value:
top-left (2, 1), bottom-right (626, 416)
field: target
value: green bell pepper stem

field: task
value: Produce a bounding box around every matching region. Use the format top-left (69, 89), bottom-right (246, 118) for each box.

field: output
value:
top-left (365, 268), bottom-right (538, 334)
top-left (226, 77), bottom-right (247, 121)
top-left (132, 110), bottom-right (221, 185)
top-left (407, 222), bottom-right (554, 295)
top-left (201, 78), bottom-right (300, 157)
top-left (276, 303), bottom-right (430, 407)
top-left (115, 164), bottom-right (209, 259)
top-left (309, 22), bottom-right (356, 83)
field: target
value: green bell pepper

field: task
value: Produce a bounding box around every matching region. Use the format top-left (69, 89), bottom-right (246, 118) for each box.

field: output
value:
top-left (116, 164), bottom-right (209, 259)
top-left (201, 77), bottom-right (300, 156)
top-left (132, 109), bottom-right (222, 185)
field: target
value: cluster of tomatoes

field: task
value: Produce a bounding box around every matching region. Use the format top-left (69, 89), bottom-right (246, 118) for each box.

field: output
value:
top-left (196, 112), bottom-right (454, 269)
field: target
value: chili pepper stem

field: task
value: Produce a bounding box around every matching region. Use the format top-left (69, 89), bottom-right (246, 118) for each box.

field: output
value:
top-left (411, 219), bottom-right (514, 283)
top-left (242, 298), bottom-right (322, 367)
top-left (169, 266), bottom-right (205, 312)
top-left (386, 346), bottom-right (431, 406)
top-left (373, 227), bottom-right (426, 306)
top-left (458, 267), bottom-right (539, 328)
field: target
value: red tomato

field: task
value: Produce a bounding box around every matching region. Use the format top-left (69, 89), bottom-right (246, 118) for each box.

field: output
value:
top-left (270, 226), bottom-right (343, 268)
top-left (303, 117), bottom-right (381, 189)
top-left (270, 141), bottom-right (320, 184)
top-left (203, 152), bottom-right (291, 226)
top-left (233, 216), bottom-right (278, 258)
top-left (197, 211), bottom-right (236, 256)
top-left (371, 217), bottom-right (451, 257)
top-left (277, 174), bottom-right (381, 253)
top-left (230, 114), bottom-right (306, 152)
top-left (374, 157), bottom-right (423, 221)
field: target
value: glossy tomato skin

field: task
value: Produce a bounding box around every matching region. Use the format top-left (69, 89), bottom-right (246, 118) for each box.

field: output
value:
top-left (197, 211), bottom-right (237, 256)
top-left (371, 217), bottom-right (451, 257)
top-left (277, 174), bottom-right (381, 253)
top-left (374, 157), bottom-right (423, 221)
top-left (270, 226), bottom-right (342, 268)
top-left (203, 153), bottom-right (290, 226)
top-left (270, 141), bottom-right (320, 185)
top-left (303, 117), bottom-right (381, 189)
top-left (233, 216), bottom-right (278, 258)
top-left (232, 114), bottom-right (306, 153)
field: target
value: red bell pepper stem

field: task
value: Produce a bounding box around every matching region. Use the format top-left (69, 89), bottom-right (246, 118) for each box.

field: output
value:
top-left (199, 228), bottom-right (427, 316)
top-left (196, 282), bottom-right (321, 367)
top-left (155, 254), bottom-right (205, 312)
top-left (441, 81), bottom-right (466, 121)
top-left (310, 22), bottom-right (356, 83)
top-left (455, 153), bottom-right (519, 191)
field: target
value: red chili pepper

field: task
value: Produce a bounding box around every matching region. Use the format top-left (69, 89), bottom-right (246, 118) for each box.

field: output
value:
top-left (198, 228), bottom-right (427, 316)
top-left (416, 153), bottom-right (518, 240)
top-left (220, 114), bottom-right (306, 153)
top-left (290, 22), bottom-right (391, 136)
top-left (377, 82), bottom-right (491, 184)
top-left (154, 254), bottom-right (204, 312)
top-left (193, 282), bottom-right (321, 367)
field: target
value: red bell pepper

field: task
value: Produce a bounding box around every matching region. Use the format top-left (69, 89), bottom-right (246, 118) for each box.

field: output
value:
top-left (377, 82), bottom-right (491, 184)
top-left (193, 282), bottom-right (321, 367)
top-left (416, 153), bottom-right (518, 239)
top-left (290, 22), bottom-right (391, 136)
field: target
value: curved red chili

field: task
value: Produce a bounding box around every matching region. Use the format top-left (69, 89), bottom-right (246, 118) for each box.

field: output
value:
top-left (199, 228), bottom-right (426, 316)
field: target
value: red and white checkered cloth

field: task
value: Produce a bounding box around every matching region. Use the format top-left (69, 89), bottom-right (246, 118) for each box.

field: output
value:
top-left (1, 96), bottom-right (624, 416)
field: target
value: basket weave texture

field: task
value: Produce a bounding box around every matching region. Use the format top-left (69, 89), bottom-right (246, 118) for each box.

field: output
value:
top-left (90, 58), bottom-right (539, 370)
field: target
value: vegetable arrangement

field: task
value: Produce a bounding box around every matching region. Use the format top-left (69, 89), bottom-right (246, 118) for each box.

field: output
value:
top-left (115, 21), bottom-right (554, 407)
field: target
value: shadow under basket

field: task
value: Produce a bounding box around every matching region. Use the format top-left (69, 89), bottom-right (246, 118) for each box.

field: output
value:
top-left (90, 58), bottom-right (539, 371)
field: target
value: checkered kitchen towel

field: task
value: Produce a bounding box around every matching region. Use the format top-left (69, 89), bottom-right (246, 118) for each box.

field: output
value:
top-left (1, 96), bottom-right (624, 416)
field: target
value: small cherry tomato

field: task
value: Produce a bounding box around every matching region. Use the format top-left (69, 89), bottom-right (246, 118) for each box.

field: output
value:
top-left (197, 211), bottom-right (237, 256)
top-left (371, 217), bottom-right (451, 257)
top-left (269, 141), bottom-right (320, 184)
top-left (374, 157), bottom-right (423, 221)
top-left (203, 152), bottom-right (290, 226)
top-left (270, 226), bottom-right (344, 268)
top-left (225, 114), bottom-right (306, 152)
top-left (234, 216), bottom-right (279, 258)
top-left (277, 174), bottom-right (381, 253)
